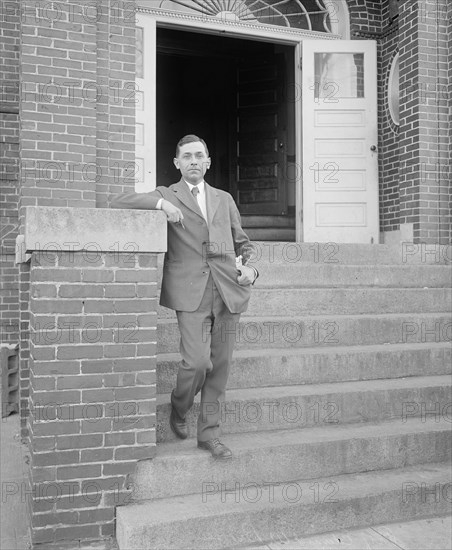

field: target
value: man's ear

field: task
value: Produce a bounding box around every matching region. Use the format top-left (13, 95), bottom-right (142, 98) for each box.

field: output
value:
top-left (205, 157), bottom-right (211, 170)
top-left (173, 157), bottom-right (180, 170)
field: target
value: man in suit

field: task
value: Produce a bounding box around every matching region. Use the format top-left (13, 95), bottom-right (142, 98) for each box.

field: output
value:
top-left (111, 134), bottom-right (258, 460)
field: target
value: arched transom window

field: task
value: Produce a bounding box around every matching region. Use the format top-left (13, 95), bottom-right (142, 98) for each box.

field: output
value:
top-left (153, 0), bottom-right (337, 33)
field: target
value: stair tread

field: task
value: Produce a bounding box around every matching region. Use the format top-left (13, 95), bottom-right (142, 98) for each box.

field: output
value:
top-left (157, 341), bottom-right (452, 362)
top-left (118, 461), bottom-right (451, 520)
top-left (158, 311), bottom-right (452, 324)
top-left (157, 374), bottom-right (452, 404)
top-left (153, 417), bottom-right (451, 461)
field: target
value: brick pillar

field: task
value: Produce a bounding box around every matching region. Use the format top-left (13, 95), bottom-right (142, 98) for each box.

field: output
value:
top-left (23, 206), bottom-right (166, 545)
top-left (0, 0), bottom-right (20, 344)
top-left (448, 0), bottom-right (452, 244)
top-left (96, 0), bottom-right (137, 207)
top-left (19, 257), bottom-right (31, 439)
top-left (398, 0), bottom-right (450, 243)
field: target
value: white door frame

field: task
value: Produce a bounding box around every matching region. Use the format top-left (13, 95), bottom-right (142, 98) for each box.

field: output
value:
top-left (135, 3), bottom-right (346, 241)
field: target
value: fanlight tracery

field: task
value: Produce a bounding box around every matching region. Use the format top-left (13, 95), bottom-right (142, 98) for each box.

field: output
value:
top-left (155, 0), bottom-right (335, 33)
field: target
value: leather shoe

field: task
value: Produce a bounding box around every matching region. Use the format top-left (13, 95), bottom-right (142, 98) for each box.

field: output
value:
top-left (197, 438), bottom-right (232, 460)
top-left (169, 405), bottom-right (187, 439)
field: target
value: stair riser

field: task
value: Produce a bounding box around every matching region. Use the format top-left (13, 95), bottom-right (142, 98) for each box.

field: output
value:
top-left (157, 314), bottom-right (452, 353)
top-left (117, 486), bottom-right (452, 550)
top-left (133, 429), bottom-right (452, 501)
top-left (252, 264), bottom-right (451, 288)
top-left (249, 242), bottom-right (452, 265)
top-left (246, 228), bottom-right (296, 241)
top-left (157, 346), bottom-right (452, 393)
top-left (157, 384), bottom-right (452, 442)
top-left (157, 265), bottom-right (451, 291)
top-left (156, 243), bottom-right (451, 266)
top-left (157, 288), bottom-right (452, 319)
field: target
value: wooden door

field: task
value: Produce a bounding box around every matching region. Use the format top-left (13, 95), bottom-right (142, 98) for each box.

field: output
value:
top-left (301, 40), bottom-right (379, 243)
top-left (234, 54), bottom-right (287, 215)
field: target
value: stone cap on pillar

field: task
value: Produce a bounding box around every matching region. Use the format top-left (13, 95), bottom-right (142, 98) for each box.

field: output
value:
top-left (22, 206), bottom-right (167, 253)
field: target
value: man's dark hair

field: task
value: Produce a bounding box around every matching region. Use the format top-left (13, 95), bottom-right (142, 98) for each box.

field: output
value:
top-left (175, 134), bottom-right (209, 157)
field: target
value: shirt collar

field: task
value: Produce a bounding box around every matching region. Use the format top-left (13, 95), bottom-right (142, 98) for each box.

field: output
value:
top-left (184, 180), bottom-right (205, 194)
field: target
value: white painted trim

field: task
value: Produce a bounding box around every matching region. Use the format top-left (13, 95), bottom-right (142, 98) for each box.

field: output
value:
top-left (136, 15), bottom-right (156, 192)
top-left (136, 4), bottom-right (341, 44)
top-left (388, 52), bottom-right (400, 126)
top-left (295, 42), bottom-right (304, 242)
top-left (326, 0), bottom-right (350, 39)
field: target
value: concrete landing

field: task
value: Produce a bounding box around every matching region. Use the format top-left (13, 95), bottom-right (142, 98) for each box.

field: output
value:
top-left (233, 515), bottom-right (452, 550)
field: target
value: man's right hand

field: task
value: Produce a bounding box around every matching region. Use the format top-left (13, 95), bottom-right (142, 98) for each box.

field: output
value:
top-left (161, 199), bottom-right (184, 224)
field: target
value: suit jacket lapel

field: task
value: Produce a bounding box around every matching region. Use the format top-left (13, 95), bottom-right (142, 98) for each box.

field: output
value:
top-left (172, 179), bottom-right (204, 220)
top-left (205, 181), bottom-right (220, 227)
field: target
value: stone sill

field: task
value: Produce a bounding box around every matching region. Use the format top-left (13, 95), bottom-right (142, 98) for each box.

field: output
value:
top-left (22, 206), bottom-right (167, 256)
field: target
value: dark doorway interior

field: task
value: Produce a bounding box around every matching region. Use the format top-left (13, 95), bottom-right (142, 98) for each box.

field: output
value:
top-left (156, 27), bottom-right (296, 237)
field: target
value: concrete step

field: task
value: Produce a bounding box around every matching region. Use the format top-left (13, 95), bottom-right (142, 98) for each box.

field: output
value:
top-left (156, 342), bottom-right (452, 393)
top-left (156, 374), bottom-right (452, 442)
top-left (116, 462), bottom-right (452, 549)
top-left (157, 287), bottom-right (452, 319)
top-left (246, 228), bottom-right (296, 241)
top-left (157, 313), bottom-right (452, 354)
top-left (249, 242), bottom-right (452, 265)
top-left (251, 263), bottom-right (452, 288)
top-left (133, 419), bottom-right (452, 501)
top-left (241, 216), bottom-right (295, 228)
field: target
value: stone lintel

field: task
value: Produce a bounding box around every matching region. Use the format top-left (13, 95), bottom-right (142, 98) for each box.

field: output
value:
top-left (24, 206), bottom-right (167, 254)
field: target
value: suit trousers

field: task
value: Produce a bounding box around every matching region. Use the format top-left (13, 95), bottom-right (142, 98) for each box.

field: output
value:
top-left (172, 273), bottom-right (240, 442)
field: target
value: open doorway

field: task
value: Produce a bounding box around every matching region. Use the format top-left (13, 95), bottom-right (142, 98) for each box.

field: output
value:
top-left (156, 27), bottom-right (296, 240)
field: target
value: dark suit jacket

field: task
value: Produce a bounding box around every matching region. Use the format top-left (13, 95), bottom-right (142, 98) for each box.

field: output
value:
top-left (110, 179), bottom-right (256, 314)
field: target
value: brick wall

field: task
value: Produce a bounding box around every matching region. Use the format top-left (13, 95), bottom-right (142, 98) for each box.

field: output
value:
top-left (21, 204), bottom-right (166, 544)
top-left (19, 260), bottom-right (31, 439)
top-left (27, 248), bottom-right (158, 544)
top-left (398, 0), bottom-right (450, 243)
top-left (17, 0), bottom-right (138, 434)
top-left (0, 0), bottom-right (20, 344)
top-left (448, 0), bottom-right (452, 243)
top-left (19, 0), bottom-right (98, 213)
top-left (347, 0), bottom-right (402, 235)
top-left (377, 1), bottom-right (400, 234)
top-left (347, 0), bottom-right (384, 35)
top-left (18, 0), bottom-right (136, 211)
top-left (95, 0), bottom-right (137, 207)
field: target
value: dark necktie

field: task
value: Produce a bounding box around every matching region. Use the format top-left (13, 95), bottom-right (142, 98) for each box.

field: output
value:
top-left (191, 185), bottom-right (207, 221)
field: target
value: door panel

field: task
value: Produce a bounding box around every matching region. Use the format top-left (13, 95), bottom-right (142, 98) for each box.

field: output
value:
top-left (302, 41), bottom-right (379, 243)
top-left (235, 54), bottom-right (287, 215)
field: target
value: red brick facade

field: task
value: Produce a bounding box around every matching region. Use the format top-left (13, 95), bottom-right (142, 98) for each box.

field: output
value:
top-left (398, 0), bottom-right (450, 243)
top-left (27, 247), bottom-right (157, 543)
top-left (0, 0), bottom-right (20, 344)
top-left (0, 0), bottom-right (451, 545)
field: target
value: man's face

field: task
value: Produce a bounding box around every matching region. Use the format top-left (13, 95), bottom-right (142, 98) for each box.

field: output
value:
top-left (174, 141), bottom-right (211, 185)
